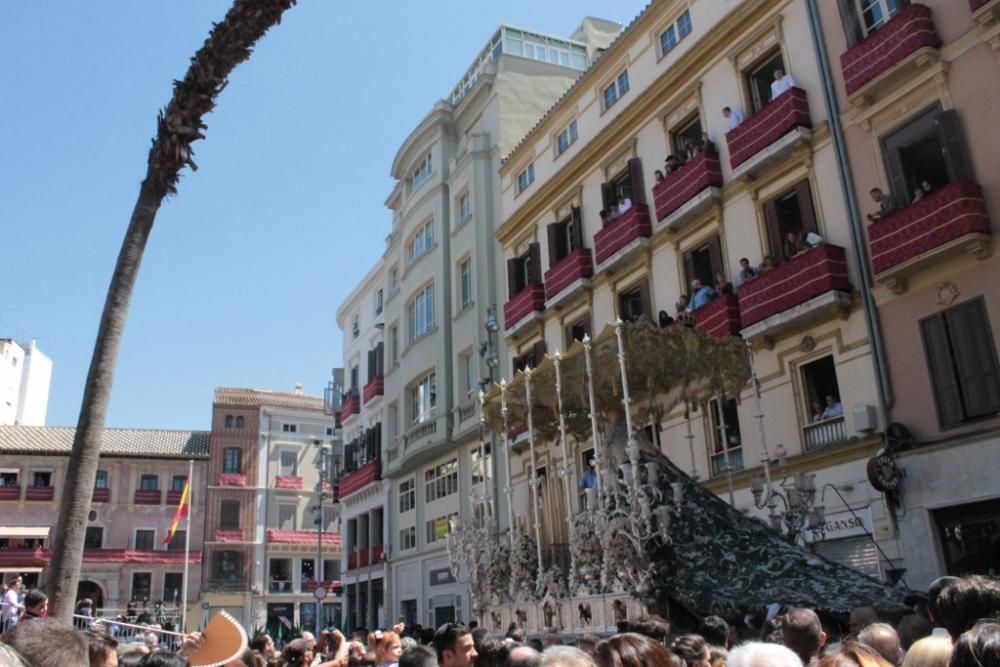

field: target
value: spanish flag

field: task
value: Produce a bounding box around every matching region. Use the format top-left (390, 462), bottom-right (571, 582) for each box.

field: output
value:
top-left (163, 476), bottom-right (191, 545)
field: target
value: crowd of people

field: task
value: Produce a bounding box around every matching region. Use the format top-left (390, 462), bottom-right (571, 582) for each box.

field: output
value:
top-left (1, 574), bottom-right (999, 667)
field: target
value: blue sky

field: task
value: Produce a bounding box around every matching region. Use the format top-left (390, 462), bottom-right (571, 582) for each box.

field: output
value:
top-left (0, 1), bottom-right (641, 430)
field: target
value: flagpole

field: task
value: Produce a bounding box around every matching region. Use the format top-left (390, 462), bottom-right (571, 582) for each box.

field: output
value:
top-left (181, 459), bottom-right (193, 633)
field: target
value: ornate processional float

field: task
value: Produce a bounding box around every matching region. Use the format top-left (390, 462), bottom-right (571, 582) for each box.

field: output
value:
top-left (445, 318), bottom-right (907, 636)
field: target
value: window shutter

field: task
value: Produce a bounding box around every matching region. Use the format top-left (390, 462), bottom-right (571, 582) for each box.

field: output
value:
top-left (683, 251), bottom-right (696, 291)
top-left (921, 314), bottom-right (964, 428)
top-left (763, 199), bottom-right (784, 261)
top-left (628, 157), bottom-right (646, 205)
top-left (571, 205), bottom-right (584, 250)
top-left (601, 182), bottom-right (616, 212)
top-left (375, 423), bottom-right (383, 458)
top-left (795, 181), bottom-right (819, 235)
top-left (707, 235), bottom-right (725, 279)
top-left (376, 342), bottom-right (384, 376)
top-left (935, 109), bottom-right (974, 184)
top-left (944, 299), bottom-right (1000, 419)
top-left (532, 340), bottom-right (547, 368)
top-left (835, 0), bottom-right (863, 48)
top-left (529, 242), bottom-right (543, 284)
top-left (506, 258), bottom-right (518, 299)
top-left (546, 223), bottom-right (560, 266)
top-left (367, 350), bottom-right (376, 383)
top-left (638, 281), bottom-right (652, 321)
top-left (882, 140), bottom-right (910, 206)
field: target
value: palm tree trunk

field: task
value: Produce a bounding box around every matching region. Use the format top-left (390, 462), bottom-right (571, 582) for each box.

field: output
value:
top-left (46, 0), bottom-right (297, 622)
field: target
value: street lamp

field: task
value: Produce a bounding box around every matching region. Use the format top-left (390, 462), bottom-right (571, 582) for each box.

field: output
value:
top-left (311, 439), bottom-right (331, 636)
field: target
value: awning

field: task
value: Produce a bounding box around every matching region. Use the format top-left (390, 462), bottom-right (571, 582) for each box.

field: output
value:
top-left (0, 526), bottom-right (50, 539)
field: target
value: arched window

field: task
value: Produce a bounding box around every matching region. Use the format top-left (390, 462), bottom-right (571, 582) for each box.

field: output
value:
top-left (235, 415), bottom-right (245, 429)
top-left (224, 415), bottom-right (234, 429)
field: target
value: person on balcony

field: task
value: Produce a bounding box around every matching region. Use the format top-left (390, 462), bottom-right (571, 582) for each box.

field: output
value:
top-left (687, 280), bottom-right (717, 312)
top-left (685, 140), bottom-right (701, 161)
top-left (759, 255), bottom-right (778, 273)
top-left (784, 231), bottom-right (808, 259)
top-left (821, 395), bottom-right (844, 420)
top-left (714, 271), bottom-right (733, 296)
top-left (722, 106), bottom-right (745, 130)
top-left (867, 188), bottom-right (898, 221)
top-left (675, 294), bottom-right (690, 316)
top-left (699, 133), bottom-right (717, 155)
top-left (654, 169), bottom-right (665, 184)
top-left (812, 400), bottom-right (825, 423)
top-left (770, 68), bottom-right (797, 99)
top-left (665, 154), bottom-right (684, 174)
top-left (735, 258), bottom-right (759, 288)
top-left (617, 196), bottom-right (632, 215)
top-left (658, 310), bottom-right (675, 328)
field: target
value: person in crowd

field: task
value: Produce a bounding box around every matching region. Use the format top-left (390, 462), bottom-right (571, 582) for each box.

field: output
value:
top-left (771, 67), bottom-right (797, 99)
top-left (675, 294), bottom-right (690, 316)
top-left (252, 632), bottom-right (279, 660)
top-left (576, 634), bottom-right (600, 656)
top-left (898, 614), bottom-right (933, 652)
top-left (76, 597), bottom-right (96, 630)
top-left (506, 625), bottom-right (526, 643)
top-left (699, 133), bottom-right (717, 154)
top-left (371, 630), bottom-right (403, 667)
top-left (867, 188), bottom-right (898, 221)
top-left (471, 638), bottom-right (509, 667)
top-left (599, 209), bottom-right (612, 227)
top-left (665, 155), bottom-right (684, 174)
top-left (901, 636), bottom-right (952, 667)
top-left (18, 589), bottom-right (46, 621)
top-left (528, 638), bottom-right (546, 653)
top-left (722, 106), bottom-right (745, 131)
top-left (1, 617), bottom-right (90, 667)
top-left (1, 576), bottom-right (24, 631)
top-left (735, 258), bottom-right (758, 286)
top-left (510, 645), bottom-right (543, 667)
top-left (687, 279), bottom-right (716, 312)
top-left (783, 607), bottom-right (827, 667)
top-left (658, 310), bottom-right (675, 328)
top-left (713, 271), bottom-right (733, 296)
top-left (951, 620), bottom-right (1000, 667)
top-left (400, 645), bottom-right (438, 667)
top-left (707, 646), bottom-right (727, 667)
top-left (594, 633), bottom-right (677, 667)
top-left (820, 642), bottom-right (895, 667)
top-left (685, 140), bottom-right (700, 161)
top-left (617, 196), bottom-right (632, 215)
top-left (86, 629), bottom-right (120, 667)
top-left (654, 169), bottom-right (665, 184)
top-left (822, 395), bottom-right (844, 420)
top-left (541, 645), bottom-right (596, 667)
top-left (784, 230), bottom-right (808, 259)
top-left (432, 623), bottom-right (477, 667)
top-left (728, 642), bottom-right (802, 667)
top-left (280, 638), bottom-right (314, 667)
top-left (759, 255), bottom-right (777, 273)
top-left (629, 616), bottom-right (671, 645)
top-left (670, 635), bottom-right (710, 667)
top-left (859, 624), bottom-right (902, 666)
top-left (935, 575), bottom-right (1000, 641)
top-left (136, 654), bottom-right (186, 667)
top-left (851, 607), bottom-right (881, 636)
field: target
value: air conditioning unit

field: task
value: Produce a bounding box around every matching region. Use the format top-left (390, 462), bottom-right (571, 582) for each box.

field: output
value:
top-left (854, 404), bottom-right (877, 433)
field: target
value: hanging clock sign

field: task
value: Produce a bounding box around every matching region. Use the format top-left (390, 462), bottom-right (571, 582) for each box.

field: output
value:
top-left (867, 453), bottom-right (903, 492)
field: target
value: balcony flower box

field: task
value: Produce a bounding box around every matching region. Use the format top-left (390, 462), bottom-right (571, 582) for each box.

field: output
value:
top-left (338, 459), bottom-right (381, 498)
top-left (217, 473), bottom-right (247, 487)
top-left (544, 248), bottom-right (593, 307)
top-left (694, 293), bottom-right (742, 338)
top-left (868, 181), bottom-right (991, 292)
top-left (0, 486), bottom-right (20, 501)
top-left (841, 4), bottom-right (941, 99)
top-left (593, 203), bottom-right (652, 272)
top-left (92, 487), bottom-right (110, 503)
top-left (340, 393), bottom-right (360, 421)
top-left (503, 283), bottom-right (545, 335)
top-left (652, 152), bottom-right (723, 229)
top-left (134, 489), bottom-right (162, 505)
top-left (371, 544), bottom-right (384, 563)
top-left (363, 376), bottom-right (384, 403)
top-left (25, 486), bottom-right (53, 501)
top-left (166, 489), bottom-right (185, 505)
top-left (214, 529), bottom-right (244, 543)
top-left (275, 475), bottom-right (303, 490)
top-left (726, 88), bottom-right (811, 176)
top-left (739, 244), bottom-right (852, 335)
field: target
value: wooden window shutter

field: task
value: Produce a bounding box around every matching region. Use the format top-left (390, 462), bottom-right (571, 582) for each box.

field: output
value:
top-left (506, 258), bottom-right (518, 299)
top-left (601, 182), bottom-right (616, 212)
top-left (763, 199), bottom-right (784, 261)
top-left (935, 109), bottom-right (974, 184)
top-left (532, 340), bottom-right (547, 368)
top-left (795, 181), bottom-right (819, 235)
top-left (571, 205), bottom-right (584, 250)
top-left (707, 235), bottom-right (725, 279)
top-left (528, 242), bottom-right (543, 284)
top-left (835, 0), bottom-right (864, 48)
top-left (376, 342), bottom-right (384, 376)
top-left (628, 157), bottom-right (646, 205)
top-left (367, 349), bottom-right (375, 382)
top-left (682, 250), bottom-right (697, 291)
top-left (375, 423), bottom-right (383, 457)
top-left (546, 223), bottom-right (560, 266)
top-left (944, 299), bottom-right (1000, 419)
top-left (920, 314), bottom-right (964, 428)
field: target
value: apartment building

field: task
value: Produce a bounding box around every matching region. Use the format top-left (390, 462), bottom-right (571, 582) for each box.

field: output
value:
top-left (496, 0), bottom-right (905, 581)
top-left (0, 425), bottom-right (207, 624)
top-left (335, 259), bottom-right (388, 631)
top-left (814, 0), bottom-right (1000, 586)
top-left (0, 339), bottom-right (52, 426)
top-left (202, 387), bottom-right (341, 636)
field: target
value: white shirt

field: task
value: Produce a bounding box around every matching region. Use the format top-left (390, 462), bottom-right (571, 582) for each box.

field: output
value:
top-left (726, 108), bottom-right (745, 130)
top-left (770, 74), bottom-right (797, 99)
top-left (1, 588), bottom-right (23, 620)
top-left (822, 402), bottom-right (844, 419)
top-left (618, 198), bottom-right (632, 213)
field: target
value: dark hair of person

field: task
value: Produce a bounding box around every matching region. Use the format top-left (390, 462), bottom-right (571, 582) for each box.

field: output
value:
top-left (670, 634), bottom-right (707, 666)
top-left (282, 638), bottom-right (314, 667)
top-left (697, 615), bottom-right (729, 648)
top-left (783, 607), bottom-right (824, 664)
top-left (240, 647), bottom-right (264, 667)
top-left (928, 577), bottom-right (961, 623)
top-left (419, 627), bottom-right (436, 645)
top-left (432, 622), bottom-right (470, 661)
top-left (595, 632), bottom-right (677, 667)
top-left (935, 576), bottom-right (1000, 639)
top-left (897, 613), bottom-right (933, 651)
top-left (85, 629), bottom-right (120, 667)
top-left (527, 637), bottom-right (544, 653)
top-left (473, 637), bottom-right (509, 667)
top-left (629, 615), bottom-right (671, 643)
top-left (399, 644), bottom-right (438, 667)
top-left (137, 653), bottom-right (188, 667)
top-left (950, 620), bottom-right (1000, 667)
top-left (23, 589), bottom-right (47, 610)
top-left (118, 650), bottom-right (149, 667)
top-left (250, 632), bottom-right (273, 652)
top-left (817, 641), bottom-right (894, 667)
top-left (0, 617), bottom-right (89, 667)
top-left (471, 626), bottom-right (489, 649)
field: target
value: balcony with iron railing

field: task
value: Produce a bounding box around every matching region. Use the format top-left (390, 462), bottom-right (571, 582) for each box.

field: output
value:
top-left (217, 473), bottom-right (248, 487)
top-left (804, 416), bottom-right (848, 451)
top-left (166, 489), bottom-right (185, 505)
top-left (340, 392), bottom-right (361, 421)
top-left (92, 487), bottom-right (110, 503)
top-left (739, 244), bottom-right (852, 341)
top-left (338, 459), bottom-right (381, 498)
top-left (726, 88), bottom-right (812, 180)
top-left (693, 293), bottom-right (741, 338)
top-left (652, 151), bottom-right (723, 232)
top-left (840, 4), bottom-right (941, 104)
top-left (0, 486), bottom-right (20, 501)
top-left (363, 375), bottom-right (384, 403)
top-left (134, 489), bottom-right (162, 505)
top-left (213, 529), bottom-right (245, 543)
top-left (25, 485), bottom-right (54, 501)
top-left (711, 447), bottom-right (745, 478)
top-left (593, 203), bottom-right (652, 274)
top-left (504, 283), bottom-right (545, 337)
top-left (544, 248), bottom-right (593, 309)
top-left (274, 475), bottom-right (303, 491)
top-left (868, 181), bottom-right (992, 293)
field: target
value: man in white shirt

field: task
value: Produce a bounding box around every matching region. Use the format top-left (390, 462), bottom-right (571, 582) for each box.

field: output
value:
top-left (770, 68), bottom-right (797, 99)
top-left (617, 196), bottom-right (632, 214)
top-left (722, 106), bottom-right (745, 131)
top-left (821, 395), bottom-right (844, 420)
top-left (1, 577), bottom-right (24, 631)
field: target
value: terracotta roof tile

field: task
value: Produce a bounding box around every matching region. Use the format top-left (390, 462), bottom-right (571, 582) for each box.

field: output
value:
top-left (0, 426), bottom-right (209, 459)
top-left (214, 387), bottom-right (325, 411)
